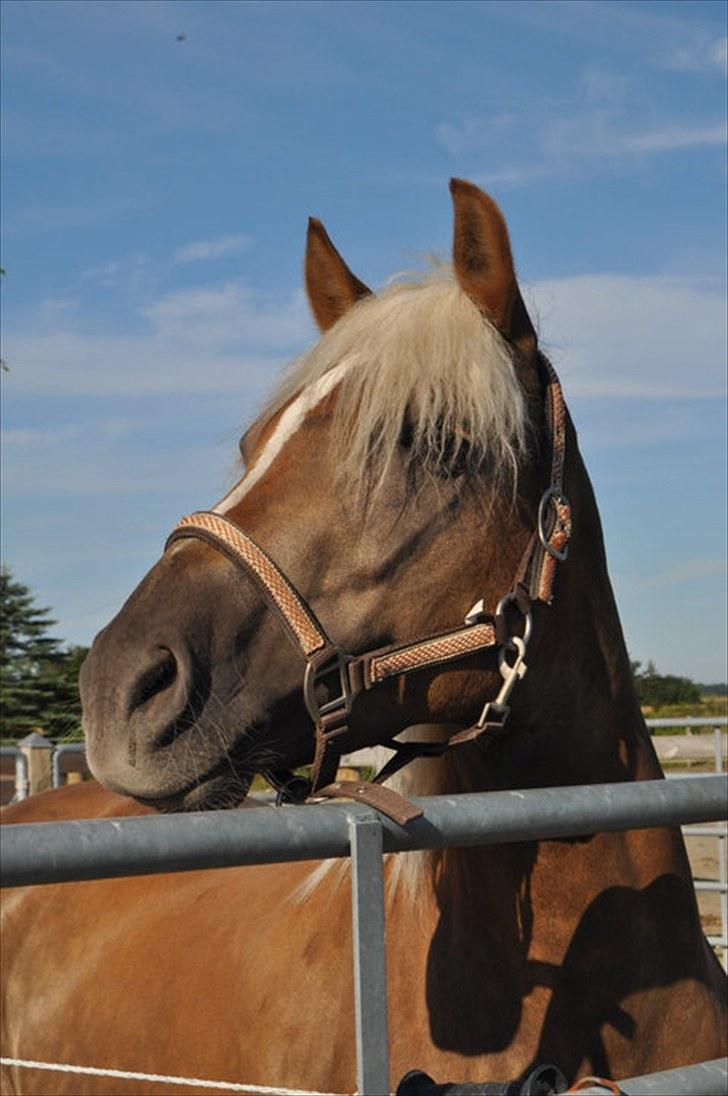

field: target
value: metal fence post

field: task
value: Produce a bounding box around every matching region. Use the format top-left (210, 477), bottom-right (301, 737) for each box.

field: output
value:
top-left (0, 747), bottom-right (29, 803)
top-left (51, 743), bottom-right (87, 789)
top-left (14, 750), bottom-right (29, 801)
top-left (348, 813), bottom-right (390, 1096)
top-left (18, 731), bottom-right (53, 795)
top-left (715, 727), bottom-right (727, 969)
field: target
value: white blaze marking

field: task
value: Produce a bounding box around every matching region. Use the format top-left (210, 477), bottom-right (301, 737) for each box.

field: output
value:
top-left (213, 362), bottom-right (350, 515)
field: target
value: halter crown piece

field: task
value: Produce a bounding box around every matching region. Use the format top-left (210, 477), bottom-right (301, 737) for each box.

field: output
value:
top-left (165, 358), bottom-right (572, 825)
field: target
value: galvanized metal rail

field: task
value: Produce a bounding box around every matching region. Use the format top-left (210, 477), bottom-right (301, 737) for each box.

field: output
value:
top-left (576, 1057), bottom-right (728, 1095)
top-left (2, 775), bottom-right (727, 1095)
top-left (0, 746), bottom-right (28, 802)
top-left (3, 776), bottom-right (726, 888)
top-left (51, 742), bottom-right (86, 789)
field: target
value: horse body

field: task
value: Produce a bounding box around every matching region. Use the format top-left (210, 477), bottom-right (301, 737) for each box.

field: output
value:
top-left (2, 180), bottom-right (725, 1093)
top-left (3, 758), bottom-right (723, 1093)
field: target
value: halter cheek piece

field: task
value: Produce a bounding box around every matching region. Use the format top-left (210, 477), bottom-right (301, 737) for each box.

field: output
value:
top-left (165, 359), bottom-right (571, 825)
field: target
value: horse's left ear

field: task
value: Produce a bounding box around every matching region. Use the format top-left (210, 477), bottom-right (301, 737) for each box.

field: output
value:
top-left (305, 218), bottom-right (372, 332)
top-left (450, 179), bottom-right (536, 355)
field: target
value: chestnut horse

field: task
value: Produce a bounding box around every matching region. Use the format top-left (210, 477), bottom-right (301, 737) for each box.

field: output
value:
top-left (2, 180), bottom-right (725, 1096)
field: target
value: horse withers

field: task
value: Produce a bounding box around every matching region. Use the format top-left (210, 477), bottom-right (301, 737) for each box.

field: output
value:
top-left (2, 180), bottom-right (725, 1095)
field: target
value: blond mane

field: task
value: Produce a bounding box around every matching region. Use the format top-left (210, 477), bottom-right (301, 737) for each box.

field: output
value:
top-left (261, 266), bottom-right (528, 497)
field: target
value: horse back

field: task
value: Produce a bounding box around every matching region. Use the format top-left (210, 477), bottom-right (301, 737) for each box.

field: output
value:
top-left (1, 780), bottom-right (154, 824)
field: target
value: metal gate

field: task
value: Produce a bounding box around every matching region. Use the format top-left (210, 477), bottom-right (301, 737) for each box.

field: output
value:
top-left (2, 774), bottom-right (727, 1095)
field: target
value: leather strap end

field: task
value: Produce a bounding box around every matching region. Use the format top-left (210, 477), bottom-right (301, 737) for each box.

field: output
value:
top-left (317, 780), bottom-right (423, 825)
top-left (347, 655), bottom-right (373, 695)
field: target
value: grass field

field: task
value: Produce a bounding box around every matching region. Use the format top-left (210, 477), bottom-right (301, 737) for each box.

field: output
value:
top-left (643, 695), bottom-right (727, 730)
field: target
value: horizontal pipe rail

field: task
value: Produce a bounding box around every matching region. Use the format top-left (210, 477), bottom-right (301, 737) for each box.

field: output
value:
top-left (692, 880), bottom-right (727, 893)
top-left (644, 717), bottom-right (727, 728)
top-left (51, 743), bottom-right (87, 789)
top-left (2, 775), bottom-right (726, 889)
top-left (576, 1057), bottom-right (727, 1095)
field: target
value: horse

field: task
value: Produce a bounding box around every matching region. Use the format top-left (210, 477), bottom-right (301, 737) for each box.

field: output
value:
top-left (2, 179), bottom-right (725, 1096)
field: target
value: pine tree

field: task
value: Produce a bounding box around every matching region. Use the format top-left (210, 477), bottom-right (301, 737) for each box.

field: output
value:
top-left (0, 567), bottom-right (87, 739)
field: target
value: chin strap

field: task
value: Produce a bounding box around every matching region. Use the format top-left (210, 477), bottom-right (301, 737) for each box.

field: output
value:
top-left (165, 359), bottom-right (571, 825)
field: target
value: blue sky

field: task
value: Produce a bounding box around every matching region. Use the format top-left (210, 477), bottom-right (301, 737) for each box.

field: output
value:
top-left (1, 0), bottom-right (726, 682)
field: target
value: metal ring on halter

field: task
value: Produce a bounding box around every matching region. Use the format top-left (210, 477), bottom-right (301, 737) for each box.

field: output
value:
top-left (537, 487), bottom-right (570, 562)
top-left (495, 593), bottom-right (532, 648)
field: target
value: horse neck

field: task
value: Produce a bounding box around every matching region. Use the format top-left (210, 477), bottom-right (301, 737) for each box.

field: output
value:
top-left (391, 436), bottom-right (661, 800)
top-left (382, 435), bottom-right (694, 918)
top-left (519, 440), bottom-right (663, 788)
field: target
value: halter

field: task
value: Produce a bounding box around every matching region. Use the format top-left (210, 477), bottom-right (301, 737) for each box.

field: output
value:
top-left (165, 358), bottom-right (571, 824)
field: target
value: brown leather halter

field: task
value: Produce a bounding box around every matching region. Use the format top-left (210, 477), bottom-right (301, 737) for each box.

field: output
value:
top-left (166, 357), bottom-right (571, 824)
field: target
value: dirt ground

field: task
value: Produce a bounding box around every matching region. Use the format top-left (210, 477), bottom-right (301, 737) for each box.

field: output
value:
top-left (683, 830), bottom-right (726, 958)
top-left (666, 757), bottom-right (727, 966)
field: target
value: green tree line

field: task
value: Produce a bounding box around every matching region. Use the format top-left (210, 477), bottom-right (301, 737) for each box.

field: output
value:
top-left (1, 567), bottom-right (87, 740)
top-left (630, 659), bottom-right (703, 707)
top-left (0, 567), bottom-right (723, 741)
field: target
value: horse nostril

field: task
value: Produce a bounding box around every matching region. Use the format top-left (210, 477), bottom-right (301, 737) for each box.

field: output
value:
top-left (128, 649), bottom-right (178, 715)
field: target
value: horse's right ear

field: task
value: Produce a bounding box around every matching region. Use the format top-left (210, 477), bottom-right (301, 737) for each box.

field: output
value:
top-left (305, 218), bottom-right (372, 332)
top-left (450, 179), bottom-right (536, 356)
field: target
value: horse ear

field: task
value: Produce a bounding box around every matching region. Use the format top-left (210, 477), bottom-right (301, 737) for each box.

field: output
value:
top-left (450, 179), bottom-right (536, 354)
top-left (305, 218), bottom-right (371, 332)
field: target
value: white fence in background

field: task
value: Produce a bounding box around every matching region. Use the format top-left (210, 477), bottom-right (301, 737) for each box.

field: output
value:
top-left (2, 718), bottom-right (727, 969)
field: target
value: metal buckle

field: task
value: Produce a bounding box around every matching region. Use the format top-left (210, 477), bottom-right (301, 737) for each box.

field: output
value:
top-left (537, 488), bottom-right (570, 562)
top-left (303, 647), bottom-right (352, 724)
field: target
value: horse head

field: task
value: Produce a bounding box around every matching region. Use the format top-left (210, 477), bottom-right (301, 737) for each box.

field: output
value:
top-left (80, 180), bottom-right (601, 811)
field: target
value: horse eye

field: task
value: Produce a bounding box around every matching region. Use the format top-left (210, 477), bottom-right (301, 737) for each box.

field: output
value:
top-left (399, 416), bottom-right (470, 477)
top-left (399, 417), bottom-right (414, 450)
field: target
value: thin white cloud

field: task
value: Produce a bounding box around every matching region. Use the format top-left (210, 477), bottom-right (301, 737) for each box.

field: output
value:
top-left (2, 425), bottom-right (83, 449)
top-left (575, 407), bottom-right (711, 451)
top-left (579, 64), bottom-right (632, 105)
top-left (539, 114), bottom-right (726, 164)
top-left (712, 37), bottom-right (728, 75)
top-left (2, 281), bottom-right (315, 396)
top-left (3, 196), bottom-right (150, 238)
top-left (1, 419), bottom-right (137, 450)
top-left (140, 281), bottom-right (311, 350)
top-left (658, 35), bottom-right (728, 75)
top-left (527, 273), bottom-right (726, 401)
top-left (82, 260), bottom-right (121, 281)
top-left (434, 114), bottom-right (515, 157)
top-left (641, 557), bottom-right (727, 589)
top-left (1, 442), bottom-right (218, 499)
top-left (428, 113), bottom-right (726, 190)
top-left (173, 234), bottom-right (251, 265)
top-left (625, 124), bottom-right (727, 153)
top-left (4, 272), bottom-right (724, 411)
top-left (492, 1), bottom-right (728, 79)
